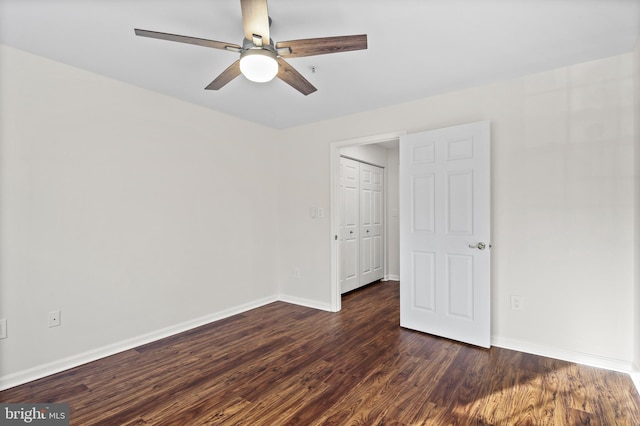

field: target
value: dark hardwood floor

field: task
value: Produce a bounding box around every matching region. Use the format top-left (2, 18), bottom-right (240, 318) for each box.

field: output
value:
top-left (2, 281), bottom-right (639, 425)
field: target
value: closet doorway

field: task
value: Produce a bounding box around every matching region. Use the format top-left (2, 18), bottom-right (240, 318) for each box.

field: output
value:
top-left (339, 157), bottom-right (384, 293)
top-left (330, 131), bottom-right (404, 312)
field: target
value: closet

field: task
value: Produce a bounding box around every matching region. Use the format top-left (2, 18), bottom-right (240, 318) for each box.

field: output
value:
top-left (339, 157), bottom-right (384, 293)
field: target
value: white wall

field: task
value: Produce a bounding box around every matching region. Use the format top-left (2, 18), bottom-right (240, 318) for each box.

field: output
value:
top-left (277, 53), bottom-right (636, 369)
top-left (634, 38), bottom-right (640, 384)
top-left (1, 44), bottom-right (636, 388)
top-left (0, 45), bottom-right (279, 387)
top-left (340, 144), bottom-right (389, 168)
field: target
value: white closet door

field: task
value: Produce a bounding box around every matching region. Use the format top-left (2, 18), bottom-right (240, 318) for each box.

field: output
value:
top-left (340, 157), bottom-right (360, 293)
top-left (360, 163), bottom-right (384, 286)
top-left (340, 157), bottom-right (385, 294)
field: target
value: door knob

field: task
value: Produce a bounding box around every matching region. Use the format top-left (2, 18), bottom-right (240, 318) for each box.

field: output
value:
top-left (469, 242), bottom-right (486, 250)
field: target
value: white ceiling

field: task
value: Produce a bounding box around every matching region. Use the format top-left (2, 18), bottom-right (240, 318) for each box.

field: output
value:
top-left (1, 0), bottom-right (638, 129)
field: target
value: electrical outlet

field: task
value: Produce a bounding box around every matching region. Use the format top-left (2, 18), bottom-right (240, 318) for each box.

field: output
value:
top-left (293, 268), bottom-right (301, 278)
top-left (510, 295), bottom-right (524, 311)
top-left (48, 310), bottom-right (61, 328)
top-left (0, 318), bottom-right (6, 339)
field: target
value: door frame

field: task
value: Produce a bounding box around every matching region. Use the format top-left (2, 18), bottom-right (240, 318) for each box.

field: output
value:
top-left (329, 130), bottom-right (406, 312)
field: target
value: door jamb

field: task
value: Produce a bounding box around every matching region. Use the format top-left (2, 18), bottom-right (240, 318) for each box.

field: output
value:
top-left (329, 130), bottom-right (407, 312)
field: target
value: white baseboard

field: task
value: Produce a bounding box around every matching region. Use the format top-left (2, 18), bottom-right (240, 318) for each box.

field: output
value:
top-left (631, 367), bottom-right (640, 395)
top-left (277, 294), bottom-right (332, 312)
top-left (492, 336), bottom-right (634, 373)
top-left (631, 372), bottom-right (640, 394)
top-left (6, 300), bottom-right (633, 393)
top-left (384, 275), bottom-right (400, 281)
top-left (0, 295), bottom-right (278, 391)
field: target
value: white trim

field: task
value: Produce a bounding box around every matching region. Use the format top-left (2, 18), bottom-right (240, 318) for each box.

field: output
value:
top-left (492, 336), bottom-right (634, 373)
top-left (332, 131), bottom-right (408, 149)
top-left (329, 130), bottom-right (407, 312)
top-left (384, 275), bottom-right (400, 281)
top-left (631, 369), bottom-right (640, 394)
top-left (3, 301), bottom-right (637, 392)
top-left (0, 295), bottom-right (278, 391)
top-left (278, 294), bottom-right (333, 312)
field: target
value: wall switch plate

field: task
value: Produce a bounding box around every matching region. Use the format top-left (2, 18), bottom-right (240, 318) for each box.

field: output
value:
top-left (0, 318), bottom-right (6, 339)
top-left (48, 310), bottom-right (61, 328)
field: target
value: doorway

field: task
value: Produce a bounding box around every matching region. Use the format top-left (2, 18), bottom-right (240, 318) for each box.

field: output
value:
top-left (339, 157), bottom-right (385, 293)
top-left (330, 131), bottom-right (405, 312)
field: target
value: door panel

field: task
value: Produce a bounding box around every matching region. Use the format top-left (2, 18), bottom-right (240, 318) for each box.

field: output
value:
top-left (412, 174), bottom-right (435, 232)
top-left (446, 253), bottom-right (473, 318)
top-left (340, 157), bottom-right (360, 293)
top-left (360, 163), bottom-right (384, 285)
top-left (361, 189), bottom-right (372, 226)
top-left (412, 251), bottom-right (436, 311)
top-left (400, 121), bottom-right (491, 348)
top-left (373, 234), bottom-right (383, 271)
top-left (447, 171), bottom-right (473, 234)
top-left (361, 236), bottom-right (372, 274)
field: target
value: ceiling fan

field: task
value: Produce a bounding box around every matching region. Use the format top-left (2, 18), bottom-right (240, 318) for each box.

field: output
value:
top-left (134, 0), bottom-right (367, 95)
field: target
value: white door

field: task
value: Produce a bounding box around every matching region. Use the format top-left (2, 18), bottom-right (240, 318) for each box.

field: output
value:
top-left (399, 121), bottom-right (491, 348)
top-left (360, 163), bottom-right (384, 285)
top-left (340, 157), bottom-right (360, 293)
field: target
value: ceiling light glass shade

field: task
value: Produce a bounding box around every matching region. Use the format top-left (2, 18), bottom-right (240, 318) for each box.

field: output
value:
top-left (239, 49), bottom-right (278, 83)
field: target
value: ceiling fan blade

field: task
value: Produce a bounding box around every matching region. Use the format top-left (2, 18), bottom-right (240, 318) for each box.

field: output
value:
top-left (276, 34), bottom-right (367, 58)
top-left (240, 0), bottom-right (270, 45)
top-left (135, 29), bottom-right (241, 51)
top-left (205, 60), bottom-right (242, 90)
top-left (276, 58), bottom-right (317, 96)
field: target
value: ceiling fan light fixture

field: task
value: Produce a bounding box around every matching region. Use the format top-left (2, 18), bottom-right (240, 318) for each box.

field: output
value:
top-left (239, 48), bottom-right (278, 83)
top-left (134, 0), bottom-right (367, 95)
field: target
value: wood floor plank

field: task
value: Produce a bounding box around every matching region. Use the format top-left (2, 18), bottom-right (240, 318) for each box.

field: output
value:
top-left (2, 281), bottom-right (639, 425)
